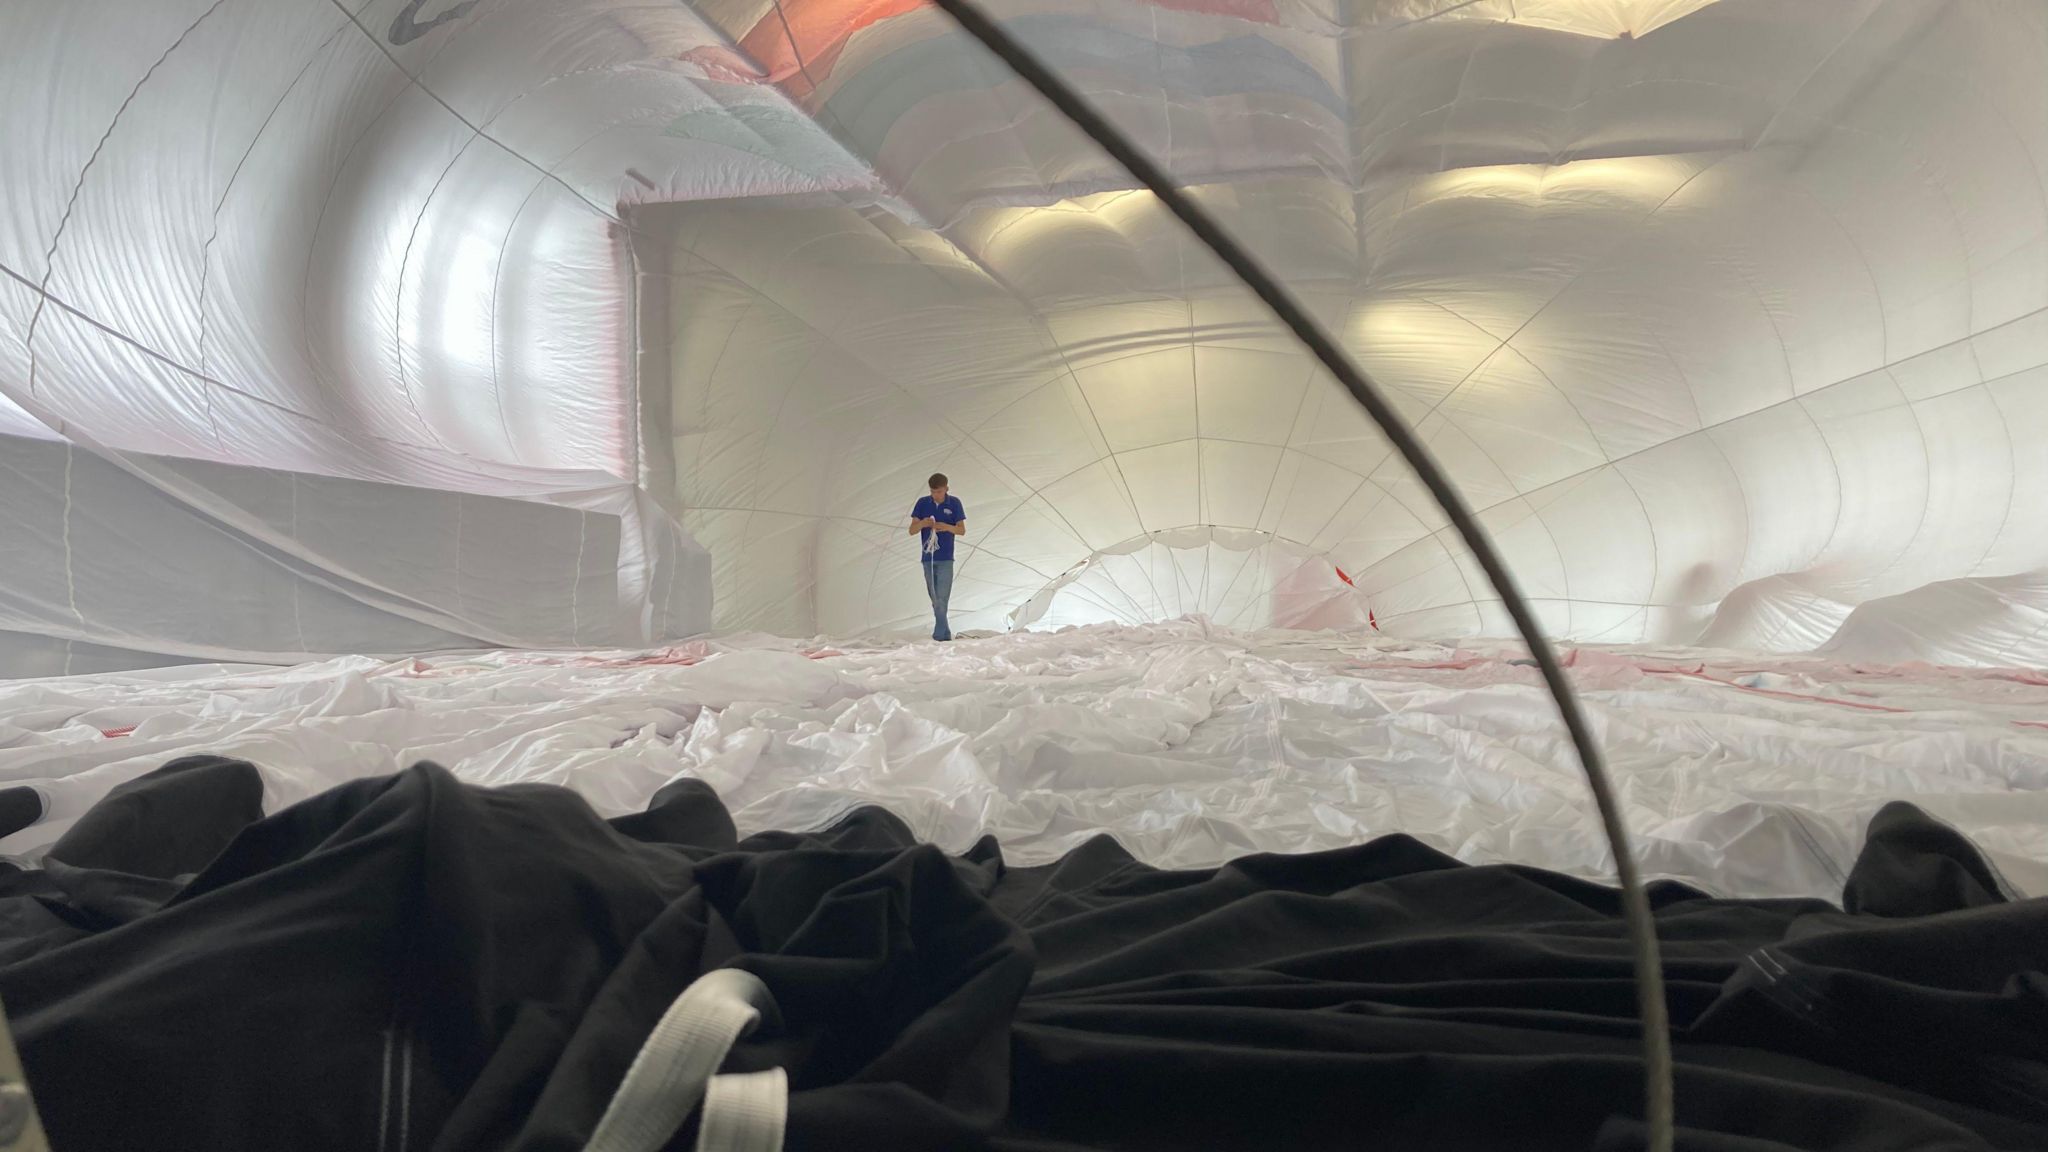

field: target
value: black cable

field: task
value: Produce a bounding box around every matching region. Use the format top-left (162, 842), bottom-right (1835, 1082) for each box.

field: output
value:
top-left (922, 3), bottom-right (1675, 1147)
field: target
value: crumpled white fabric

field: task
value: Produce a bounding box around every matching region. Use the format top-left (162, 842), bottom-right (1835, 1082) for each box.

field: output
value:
top-left (2, 618), bottom-right (2043, 901)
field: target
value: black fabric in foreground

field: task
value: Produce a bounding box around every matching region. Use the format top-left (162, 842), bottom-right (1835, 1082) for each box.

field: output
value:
top-left (0, 761), bottom-right (2042, 1152)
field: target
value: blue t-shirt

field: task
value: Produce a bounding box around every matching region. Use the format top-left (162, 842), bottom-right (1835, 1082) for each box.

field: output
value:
top-left (913, 494), bottom-right (964, 563)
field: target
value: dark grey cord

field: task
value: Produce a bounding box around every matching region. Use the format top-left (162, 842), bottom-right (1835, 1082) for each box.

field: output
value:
top-left (923, 2), bottom-right (1674, 1147)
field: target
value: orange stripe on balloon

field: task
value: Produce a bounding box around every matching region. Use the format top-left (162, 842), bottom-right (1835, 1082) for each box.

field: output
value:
top-left (710, 0), bottom-right (1280, 97)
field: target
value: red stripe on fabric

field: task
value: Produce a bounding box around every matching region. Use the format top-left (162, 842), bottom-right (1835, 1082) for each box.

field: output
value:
top-left (712, 0), bottom-right (1281, 95)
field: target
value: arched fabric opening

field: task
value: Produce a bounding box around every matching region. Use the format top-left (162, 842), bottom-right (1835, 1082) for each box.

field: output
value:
top-left (1007, 526), bottom-right (1375, 632)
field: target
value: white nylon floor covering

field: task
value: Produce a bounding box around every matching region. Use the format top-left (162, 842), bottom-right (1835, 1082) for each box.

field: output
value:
top-left (2, 619), bottom-right (2045, 902)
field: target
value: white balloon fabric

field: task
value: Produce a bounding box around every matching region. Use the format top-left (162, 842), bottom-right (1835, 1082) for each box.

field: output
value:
top-left (3, 621), bottom-right (2045, 899)
top-left (3, 0), bottom-right (2047, 673)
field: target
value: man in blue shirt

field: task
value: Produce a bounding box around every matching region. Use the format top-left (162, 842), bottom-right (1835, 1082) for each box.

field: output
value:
top-left (909, 473), bottom-right (965, 641)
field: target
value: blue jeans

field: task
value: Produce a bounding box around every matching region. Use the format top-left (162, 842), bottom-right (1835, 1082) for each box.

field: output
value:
top-left (922, 560), bottom-right (953, 641)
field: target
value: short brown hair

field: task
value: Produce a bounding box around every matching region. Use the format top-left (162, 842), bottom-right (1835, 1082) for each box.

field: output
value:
top-left (928, 473), bottom-right (948, 489)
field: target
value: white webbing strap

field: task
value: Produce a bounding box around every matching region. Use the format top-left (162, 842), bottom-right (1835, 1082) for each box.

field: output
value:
top-left (696, 1069), bottom-right (788, 1152)
top-left (581, 968), bottom-right (785, 1152)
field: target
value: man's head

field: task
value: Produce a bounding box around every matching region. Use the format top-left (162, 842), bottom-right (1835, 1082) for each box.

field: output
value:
top-left (928, 472), bottom-right (948, 500)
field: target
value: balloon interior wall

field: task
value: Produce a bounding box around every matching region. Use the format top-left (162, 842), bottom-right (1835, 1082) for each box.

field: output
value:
top-left (3, 0), bottom-right (2047, 895)
top-left (3, 0), bottom-right (2044, 672)
top-left (3, 5), bottom-right (2048, 1150)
